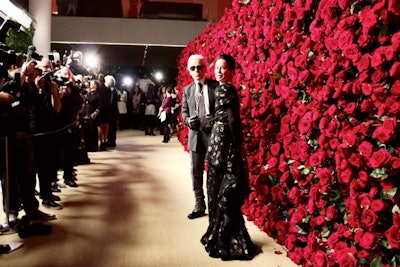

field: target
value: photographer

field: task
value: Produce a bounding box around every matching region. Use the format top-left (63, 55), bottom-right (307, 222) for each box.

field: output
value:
top-left (54, 66), bottom-right (84, 188)
top-left (24, 57), bottom-right (63, 210)
top-left (0, 58), bottom-right (56, 227)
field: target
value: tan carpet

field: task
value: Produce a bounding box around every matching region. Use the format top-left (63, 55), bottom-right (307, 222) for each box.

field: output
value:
top-left (0, 130), bottom-right (298, 267)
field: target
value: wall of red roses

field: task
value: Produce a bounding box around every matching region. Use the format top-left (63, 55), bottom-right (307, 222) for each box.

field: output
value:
top-left (175, 0), bottom-right (400, 266)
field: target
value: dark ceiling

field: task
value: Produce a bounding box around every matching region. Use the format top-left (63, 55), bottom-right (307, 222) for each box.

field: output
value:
top-left (51, 43), bottom-right (183, 68)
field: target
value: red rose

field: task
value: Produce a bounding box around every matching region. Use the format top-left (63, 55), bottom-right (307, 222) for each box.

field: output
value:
top-left (288, 187), bottom-right (301, 203)
top-left (316, 167), bottom-right (333, 187)
top-left (337, 0), bottom-right (352, 9)
top-left (287, 247), bottom-right (304, 265)
top-left (387, 97), bottom-right (400, 116)
top-left (267, 156), bottom-right (278, 168)
top-left (361, 83), bottom-right (373, 96)
top-left (270, 142), bottom-right (281, 156)
top-left (357, 249), bottom-right (370, 259)
top-left (358, 170), bottom-right (369, 181)
top-left (337, 252), bottom-right (357, 267)
top-left (324, 120), bottom-right (340, 137)
top-left (393, 213), bottom-right (400, 227)
top-left (329, 138), bottom-right (340, 150)
top-left (339, 168), bottom-right (353, 184)
top-left (325, 37), bottom-right (339, 52)
top-left (337, 30), bottom-right (354, 47)
top-left (392, 31), bottom-right (400, 52)
top-left (348, 154), bottom-right (362, 168)
top-left (358, 33), bottom-right (373, 48)
top-left (311, 250), bottom-right (328, 267)
top-left (326, 205), bottom-right (338, 220)
top-left (309, 151), bottom-right (325, 167)
top-left (288, 67), bottom-right (299, 82)
top-left (298, 70), bottom-right (310, 84)
top-left (290, 205), bottom-right (307, 225)
top-left (276, 220), bottom-right (289, 236)
top-left (385, 225), bottom-right (400, 248)
top-left (370, 199), bottom-right (385, 212)
top-left (359, 192), bottom-right (372, 207)
top-left (327, 232), bottom-right (340, 248)
top-left (359, 232), bottom-right (377, 250)
top-left (388, 0), bottom-right (400, 16)
top-left (384, 45), bottom-right (395, 61)
top-left (368, 186), bottom-right (379, 198)
top-left (360, 7), bottom-right (378, 33)
top-left (285, 233), bottom-right (299, 251)
top-left (390, 80), bottom-right (400, 96)
top-left (390, 61), bottom-right (400, 80)
top-left (342, 131), bottom-right (357, 147)
top-left (372, 125), bottom-right (393, 144)
top-left (356, 54), bottom-right (370, 72)
top-left (294, 54), bottom-right (308, 69)
top-left (271, 185), bottom-right (285, 202)
top-left (343, 44), bottom-right (361, 63)
top-left (343, 102), bottom-right (357, 115)
top-left (371, 67), bottom-right (387, 86)
top-left (370, 48), bottom-right (385, 68)
top-left (361, 209), bottom-right (378, 230)
top-left (369, 148), bottom-right (392, 168)
top-left (318, 0), bottom-right (338, 23)
top-left (358, 121), bottom-right (373, 136)
top-left (392, 157), bottom-right (400, 169)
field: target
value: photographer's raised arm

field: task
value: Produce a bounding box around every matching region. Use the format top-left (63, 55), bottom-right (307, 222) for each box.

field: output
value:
top-left (20, 59), bottom-right (38, 87)
top-left (50, 81), bottom-right (62, 113)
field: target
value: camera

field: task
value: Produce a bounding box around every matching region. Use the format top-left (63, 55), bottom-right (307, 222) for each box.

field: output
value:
top-left (26, 45), bottom-right (41, 61)
top-left (0, 43), bottom-right (17, 67)
top-left (1, 72), bottom-right (21, 108)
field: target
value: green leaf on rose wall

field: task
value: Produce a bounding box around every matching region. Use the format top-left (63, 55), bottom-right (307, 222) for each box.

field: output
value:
top-left (392, 204), bottom-right (400, 213)
top-left (380, 187), bottom-right (398, 200)
top-left (370, 257), bottom-right (383, 267)
top-left (370, 168), bottom-right (388, 179)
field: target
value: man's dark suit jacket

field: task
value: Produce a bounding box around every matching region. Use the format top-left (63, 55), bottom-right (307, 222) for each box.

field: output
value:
top-left (182, 78), bottom-right (219, 152)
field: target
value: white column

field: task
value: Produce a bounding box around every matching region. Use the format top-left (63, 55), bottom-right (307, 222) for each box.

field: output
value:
top-left (29, 0), bottom-right (52, 57)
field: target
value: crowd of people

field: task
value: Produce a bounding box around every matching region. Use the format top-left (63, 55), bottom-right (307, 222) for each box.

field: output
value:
top-left (0, 50), bottom-right (88, 233)
top-left (1, 44), bottom-right (257, 261)
top-left (0, 47), bottom-right (180, 236)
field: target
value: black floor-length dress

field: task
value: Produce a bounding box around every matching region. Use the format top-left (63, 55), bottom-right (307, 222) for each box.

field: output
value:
top-left (201, 83), bottom-right (258, 260)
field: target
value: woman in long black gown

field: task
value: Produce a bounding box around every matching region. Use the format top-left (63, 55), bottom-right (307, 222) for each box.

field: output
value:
top-left (201, 54), bottom-right (258, 260)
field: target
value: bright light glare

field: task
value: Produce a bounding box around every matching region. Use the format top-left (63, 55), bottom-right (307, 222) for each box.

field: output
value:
top-left (154, 71), bottom-right (163, 82)
top-left (123, 76), bottom-right (133, 87)
top-left (1, 0), bottom-right (32, 29)
top-left (84, 54), bottom-right (99, 68)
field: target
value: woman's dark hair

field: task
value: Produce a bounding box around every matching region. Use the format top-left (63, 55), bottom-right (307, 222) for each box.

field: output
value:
top-left (217, 54), bottom-right (236, 71)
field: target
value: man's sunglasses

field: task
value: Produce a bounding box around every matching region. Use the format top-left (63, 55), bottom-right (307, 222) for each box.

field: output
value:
top-left (189, 65), bottom-right (204, 71)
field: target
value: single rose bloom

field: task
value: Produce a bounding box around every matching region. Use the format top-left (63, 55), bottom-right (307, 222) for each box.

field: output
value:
top-left (390, 62), bottom-right (400, 80)
top-left (369, 148), bottom-right (392, 168)
top-left (311, 250), bottom-right (328, 267)
top-left (337, 251), bottom-right (357, 267)
top-left (385, 225), bottom-right (400, 248)
top-left (359, 232), bottom-right (377, 250)
top-left (361, 209), bottom-right (378, 230)
top-left (370, 199), bottom-right (386, 212)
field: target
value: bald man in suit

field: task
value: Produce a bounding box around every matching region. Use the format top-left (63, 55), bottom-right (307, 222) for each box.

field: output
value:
top-left (182, 54), bottom-right (219, 219)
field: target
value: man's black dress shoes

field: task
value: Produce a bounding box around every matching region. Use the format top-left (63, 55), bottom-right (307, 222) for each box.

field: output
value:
top-left (187, 210), bottom-right (206, 219)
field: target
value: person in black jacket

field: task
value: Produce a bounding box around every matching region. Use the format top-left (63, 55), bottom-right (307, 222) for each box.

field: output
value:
top-left (54, 66), bottom-right (84, 188)
top-left (104, 75), bottom-right (119, 148)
